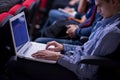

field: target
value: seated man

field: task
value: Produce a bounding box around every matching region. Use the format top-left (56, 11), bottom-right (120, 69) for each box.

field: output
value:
top-left (6, 0), bottom-right (120, 80)
top-left (35, 13), bottom-right (103, 45)
top-left (40, 0), bottom-right (95, 36)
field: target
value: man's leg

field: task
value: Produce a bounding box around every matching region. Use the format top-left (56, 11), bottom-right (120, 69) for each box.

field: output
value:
top-left (6, 58), bottom-right (79, 80)
top-left (35, 37), bottom-right (82, 45)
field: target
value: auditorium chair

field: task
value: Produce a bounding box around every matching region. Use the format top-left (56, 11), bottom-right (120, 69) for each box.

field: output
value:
top-left (80, 44), bottom-right (120, 80)
top-left (8, 4), bottom-right (26, 15)
top-left (0, 12), bottom-right (14, 77)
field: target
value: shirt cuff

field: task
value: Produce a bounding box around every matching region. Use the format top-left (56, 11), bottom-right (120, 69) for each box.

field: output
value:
top-left (74, 28), bottom-right (81, 38)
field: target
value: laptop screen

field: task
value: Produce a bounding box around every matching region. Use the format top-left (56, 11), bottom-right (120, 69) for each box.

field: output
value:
top-left (9, 12), bottom-right (29, 52)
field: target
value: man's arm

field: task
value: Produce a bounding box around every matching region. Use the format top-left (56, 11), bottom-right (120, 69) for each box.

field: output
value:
top-left (77, 0), bottom-right (87, 14)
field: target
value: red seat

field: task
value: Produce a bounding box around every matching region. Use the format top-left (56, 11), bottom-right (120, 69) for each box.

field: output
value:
top-left (22, 0), bottom-right (38, 23)
top-left (0, 12), bottom-right (13, 27)
top-left (22, 0), bottom-right (36, 11)
top-left (8, 4), bottom-right (26, 15)
top-left (40, 0), bottom-right (46, 9)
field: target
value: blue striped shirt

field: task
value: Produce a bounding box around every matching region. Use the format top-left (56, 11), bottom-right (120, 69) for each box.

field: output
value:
top-left (58, 12), bottom-right (120, 80)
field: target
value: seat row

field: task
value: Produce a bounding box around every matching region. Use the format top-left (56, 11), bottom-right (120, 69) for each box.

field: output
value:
top-left (0, 0), bottom-right (42, 74)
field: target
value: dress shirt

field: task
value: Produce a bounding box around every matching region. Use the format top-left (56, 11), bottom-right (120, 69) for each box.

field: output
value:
top-left (58, 12), bottom-right (120, 80)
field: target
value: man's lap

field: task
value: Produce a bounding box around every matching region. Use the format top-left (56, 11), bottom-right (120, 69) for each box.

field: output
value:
top-left (6, 58), bottom-right (79, 80)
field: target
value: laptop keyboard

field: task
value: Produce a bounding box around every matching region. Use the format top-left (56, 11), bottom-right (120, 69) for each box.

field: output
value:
top-left (24, 42), bottom-right (56, 64)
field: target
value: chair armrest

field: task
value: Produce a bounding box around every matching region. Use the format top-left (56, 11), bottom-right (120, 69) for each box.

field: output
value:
top-left (80, 56), bottom-right (120, 67)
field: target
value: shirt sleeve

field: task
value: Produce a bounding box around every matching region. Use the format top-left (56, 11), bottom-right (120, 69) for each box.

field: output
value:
top-left (85, 1), bottom-right (95, 19)
top-left (91, 28), bottom-right (120, 56)
top-left (74, 28), bottom-right (81, 38)
top-left (74, 26), bottom-right (93, 38)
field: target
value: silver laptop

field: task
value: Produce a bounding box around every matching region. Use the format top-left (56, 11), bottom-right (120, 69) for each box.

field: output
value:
top-left (9, 12), bottom-right (56, 64)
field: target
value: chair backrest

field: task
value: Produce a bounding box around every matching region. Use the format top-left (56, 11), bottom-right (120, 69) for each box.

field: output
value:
top-left (22, 0), bottom-right (41, 40)
top-left (0, 12), bottom-right (14, 73)
top-left (22, 0), bottom-right (37, 24)
top-left (39, 0), bottom-right (46, 9)
top-left (0, 12), bottom-right (13, 27)
top-left (34, 0), bottom-right (41, 8)
top-left (97, 44), bottom-right (120, 80)
top-left (80, 43), bottom-right (120, 80)
top-left (8, 4), bottom-right (26, 15)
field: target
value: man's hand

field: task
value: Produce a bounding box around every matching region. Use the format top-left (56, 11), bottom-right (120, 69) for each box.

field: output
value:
top-left (66, 24), bottom-right (78, 38)
top-left (32, 50), bottom-right (61, 61)
top-left (46, 41), bottom-right (64, 52)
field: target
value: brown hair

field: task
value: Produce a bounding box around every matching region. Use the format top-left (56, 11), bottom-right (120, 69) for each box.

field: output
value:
top-left (104, 0), bottom-right (110, 2)
top-left (104, 0), bottom-right (120, 3)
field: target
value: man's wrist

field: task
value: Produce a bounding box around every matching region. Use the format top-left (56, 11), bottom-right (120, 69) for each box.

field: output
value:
top-left (56, 52), bottom-right (62, 61)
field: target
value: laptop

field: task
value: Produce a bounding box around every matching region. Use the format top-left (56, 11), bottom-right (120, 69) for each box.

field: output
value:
top-left (9, 12), bottom-right (56, 64)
